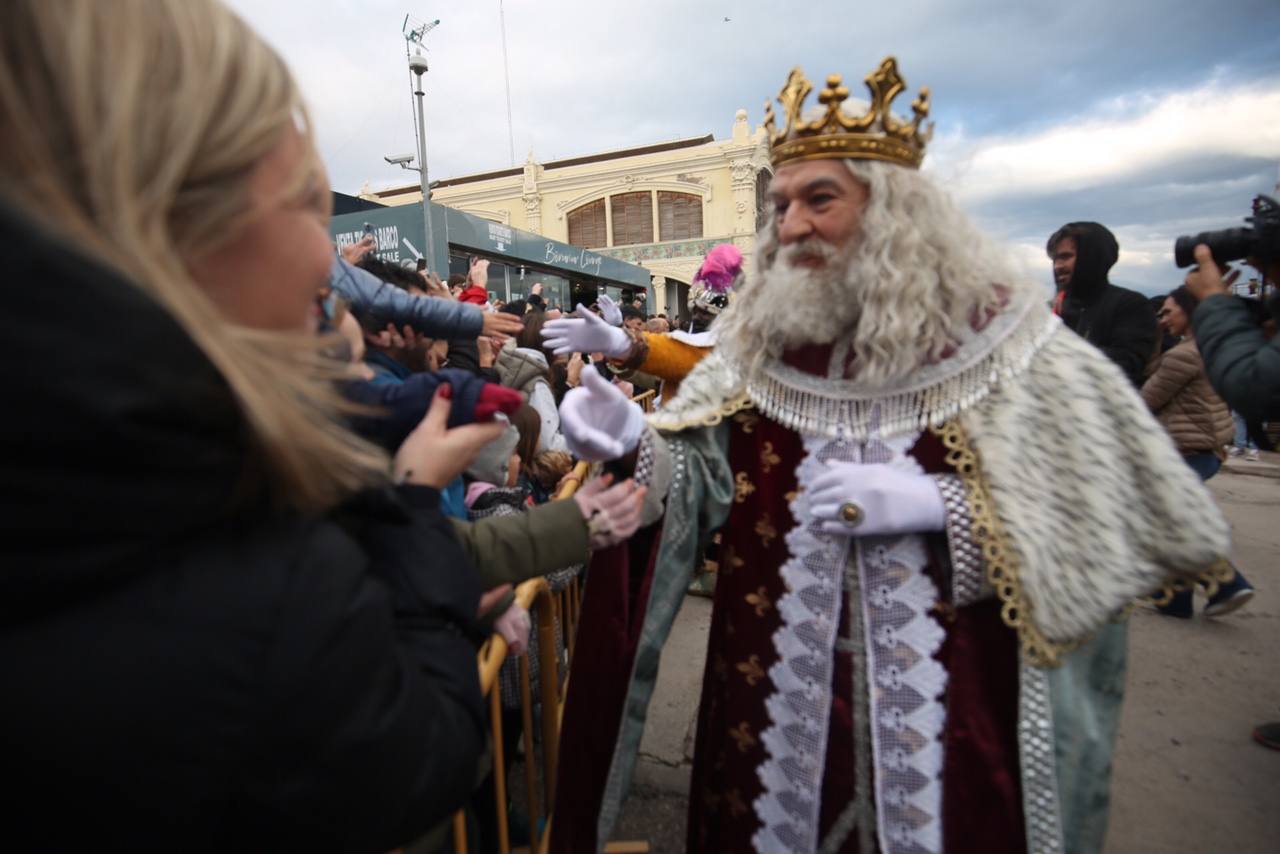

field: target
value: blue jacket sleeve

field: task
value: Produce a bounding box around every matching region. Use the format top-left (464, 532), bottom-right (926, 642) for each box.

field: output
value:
top-left (341, 368), bottom-right (489, 451)
top-left (328, 257), bottom-right (484, 339)
top-left (1192, 293), bottom-right (1280, 421)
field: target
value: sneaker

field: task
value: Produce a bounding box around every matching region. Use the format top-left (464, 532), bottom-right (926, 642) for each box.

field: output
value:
top-left (1253, 722), bottom-right (1280, 751)
top-left (1155, 589), bottom-right (1193, 619)
top-left (1228, 446), bottom-right (1243, 457)
top-left (1204, 581), bottom-right (1255, 617)
top-left (1245, 448), bottom-right (1260, 461)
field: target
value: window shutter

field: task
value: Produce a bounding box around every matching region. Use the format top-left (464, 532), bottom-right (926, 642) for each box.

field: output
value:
top-left (658, 192), bottom-right (703, 242)
top-left (610, 192), bottom-right (654, 246)
top-left (567, 199), bottom-right (606, 248)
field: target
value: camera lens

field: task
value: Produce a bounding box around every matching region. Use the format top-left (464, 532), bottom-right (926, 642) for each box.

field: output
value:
top-left (1173, 227), bottom-right (1255, 268)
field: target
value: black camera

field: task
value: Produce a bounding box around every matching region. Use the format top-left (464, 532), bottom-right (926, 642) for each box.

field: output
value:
top-left (1174, 194), bottom-right (1280, 268)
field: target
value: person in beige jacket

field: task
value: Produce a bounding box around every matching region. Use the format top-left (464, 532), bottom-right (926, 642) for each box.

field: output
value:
top-left (1143, 285), bottom-right (1255, 617)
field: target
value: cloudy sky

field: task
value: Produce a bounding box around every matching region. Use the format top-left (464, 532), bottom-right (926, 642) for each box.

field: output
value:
top-left (229, 0), bottom-right (1280, 295)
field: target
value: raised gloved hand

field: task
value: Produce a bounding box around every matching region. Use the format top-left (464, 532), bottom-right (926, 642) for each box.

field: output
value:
top-left (573, 473), bottom-right (647, 549)
top-left (808, 462), bottom-right (945, 538)
top-left (597, 293), bottom-right (624, 327)
top-left (542, 303), bottom-right (631, 358)
top-left (557, 366), bottom-right (646, 461)
top-left (494, 603), bottom-right (531, 657)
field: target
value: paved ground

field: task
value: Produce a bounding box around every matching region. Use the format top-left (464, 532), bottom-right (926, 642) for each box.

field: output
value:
top-left (610, 454), bottom-right (1280, 853)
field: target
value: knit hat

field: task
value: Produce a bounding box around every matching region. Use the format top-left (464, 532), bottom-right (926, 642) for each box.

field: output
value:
top-left (465, 415), bottom-right (519, 486)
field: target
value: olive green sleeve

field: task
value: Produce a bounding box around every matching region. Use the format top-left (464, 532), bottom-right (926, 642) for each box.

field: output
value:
top-left (450, 498), bottom-right (590, 589)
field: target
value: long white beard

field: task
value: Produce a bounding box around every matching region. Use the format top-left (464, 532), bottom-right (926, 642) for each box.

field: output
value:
top-left (719, 236), bottom-right (964, 387)
top-left (727, 236), bottom-right (865, 353)
top-left (749, 240), bottom-right (862, 348)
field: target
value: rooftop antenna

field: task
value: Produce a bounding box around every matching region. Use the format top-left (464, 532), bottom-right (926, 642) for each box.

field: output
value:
top-left (498, 2), bottom-right (516, 167)
top-left (403, 14), bottom-right (441, 47)
top-left (396, 14), bottom-right (441, 271)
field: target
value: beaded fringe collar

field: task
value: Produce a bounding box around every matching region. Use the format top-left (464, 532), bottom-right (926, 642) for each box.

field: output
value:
top-left (745, 299), bottom-right (1060, 442)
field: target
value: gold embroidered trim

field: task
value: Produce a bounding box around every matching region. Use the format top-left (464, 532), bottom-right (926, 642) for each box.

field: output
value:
top-left (736, 654), bottom-right (766, 686)
top-left (933, 420), bottom-right (1235, 668)
top-left (759, 441), bottom-right (781, 474)
top-left (649, 393), bottom-right (754, 432)
top-left (932, 420), bottom-right (1082, 668)
top-left (1144, 558), bottom-right (1234, 606)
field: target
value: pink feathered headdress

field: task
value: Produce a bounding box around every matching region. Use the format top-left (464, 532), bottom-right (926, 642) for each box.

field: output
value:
top-left (693, 243), bottom-right (743, 293)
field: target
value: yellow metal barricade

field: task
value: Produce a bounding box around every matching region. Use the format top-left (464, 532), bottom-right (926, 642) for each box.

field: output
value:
top-left (448, 460), bottom-right (646, 854)
top-left (552, 462), bottom-right (589, 663)
top-left (450, 577), bottom-right (561, 854)
top-left (630, 389), bottom-right (656, 413)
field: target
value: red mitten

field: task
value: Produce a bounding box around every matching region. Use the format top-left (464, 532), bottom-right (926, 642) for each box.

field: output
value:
top-left (474, 383), bottom-right (524, 422)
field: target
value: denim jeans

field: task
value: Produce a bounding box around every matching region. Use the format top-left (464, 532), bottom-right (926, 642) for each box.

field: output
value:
top-left (1183, 452), bottom-right (1222, 482)
top-left (1178, 451), bottom-right (1252, 602)
top-left (1232, 411), bottom-right (1257, 451)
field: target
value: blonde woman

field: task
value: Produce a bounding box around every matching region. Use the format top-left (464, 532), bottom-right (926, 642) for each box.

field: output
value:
top-left (0, 1), bottom-right (511, 849)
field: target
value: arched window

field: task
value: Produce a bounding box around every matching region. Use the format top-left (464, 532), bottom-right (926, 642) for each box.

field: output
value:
top-left (610, 192), bottom-right (653, 246)
top-left (567, 198), bottom-right (607, 248)
top-left (658, 192), bottom-right (703, 241)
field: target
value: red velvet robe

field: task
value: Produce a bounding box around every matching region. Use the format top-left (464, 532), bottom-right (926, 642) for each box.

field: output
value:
top-left (552, 414), bottom-right (1027, 854)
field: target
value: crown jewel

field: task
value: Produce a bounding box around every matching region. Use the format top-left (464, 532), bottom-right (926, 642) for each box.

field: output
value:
top-left (764, 57), bottom-right (933, 170)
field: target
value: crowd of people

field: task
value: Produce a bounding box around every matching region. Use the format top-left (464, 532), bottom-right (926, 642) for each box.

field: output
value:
top-left (3, 2), bottom-right (1277, 853)
top-left (1046, 221), bottom-right (1262, 618)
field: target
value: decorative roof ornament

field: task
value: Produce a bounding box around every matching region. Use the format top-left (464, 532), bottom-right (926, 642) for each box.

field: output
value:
top-left (763, 57), bottom-right (933, 170)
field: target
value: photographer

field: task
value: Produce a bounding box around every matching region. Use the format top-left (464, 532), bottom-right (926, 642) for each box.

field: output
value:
top-left (1180, 196), bottom-right (1280, 751)
top-left (1183, 201), bottom-right (1280, 422)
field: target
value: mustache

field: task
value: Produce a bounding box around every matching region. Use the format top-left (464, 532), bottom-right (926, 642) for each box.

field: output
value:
top-left (777, 239), bottom-right (842, 268)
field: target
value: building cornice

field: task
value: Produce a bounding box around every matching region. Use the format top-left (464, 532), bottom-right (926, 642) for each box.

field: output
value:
top-left (375, 137), bottom-right (768, 203)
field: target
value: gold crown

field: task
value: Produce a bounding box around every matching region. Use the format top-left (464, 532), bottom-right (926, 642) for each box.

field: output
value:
top-left (764, 57), bottom-right (933, 170)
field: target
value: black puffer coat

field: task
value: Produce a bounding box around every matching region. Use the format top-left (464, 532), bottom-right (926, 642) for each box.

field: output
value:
top-left (0, 202), bottom-right (485, 852)
top-left (1057, 221), bottom-right (1158, 388)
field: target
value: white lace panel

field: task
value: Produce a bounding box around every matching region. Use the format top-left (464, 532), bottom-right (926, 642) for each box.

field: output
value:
top-left (857, 435), bottom-right (948, 854)
top-left (753, 434), bottom-right (857, 853)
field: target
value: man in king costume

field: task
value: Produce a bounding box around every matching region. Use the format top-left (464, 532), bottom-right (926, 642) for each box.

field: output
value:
top-left (547, 58), bottom-right (1233, 854)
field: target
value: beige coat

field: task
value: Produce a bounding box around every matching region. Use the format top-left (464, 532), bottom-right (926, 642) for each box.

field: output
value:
top-left (1142, 339), bottom-right (1234, 457)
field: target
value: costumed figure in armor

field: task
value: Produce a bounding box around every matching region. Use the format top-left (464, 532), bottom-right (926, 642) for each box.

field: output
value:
top-left (548, 58), bottom-right (1232, 854)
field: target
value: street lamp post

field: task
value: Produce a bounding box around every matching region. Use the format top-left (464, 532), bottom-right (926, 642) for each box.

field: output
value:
top-left (408, 50), bottom-right (435, 273)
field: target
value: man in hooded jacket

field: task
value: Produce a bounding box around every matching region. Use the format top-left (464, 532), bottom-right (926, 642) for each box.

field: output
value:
top-left (1048, 221), bottom-right (1158, 388)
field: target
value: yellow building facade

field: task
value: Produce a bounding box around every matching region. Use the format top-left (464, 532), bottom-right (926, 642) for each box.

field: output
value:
top-left (362, 109), bottom-right (772, 318)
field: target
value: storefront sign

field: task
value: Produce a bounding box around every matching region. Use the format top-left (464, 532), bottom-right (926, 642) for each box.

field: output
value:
top-left (487, 222), bottom-right (514, 252)
top-left (331, 201), bottom-right (649, 291)
top-left (545, 243), bottom-right (604, 274)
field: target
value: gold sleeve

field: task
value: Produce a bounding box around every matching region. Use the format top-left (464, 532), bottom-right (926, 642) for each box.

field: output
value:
top-left (637, 334), bottom-right (709, 386)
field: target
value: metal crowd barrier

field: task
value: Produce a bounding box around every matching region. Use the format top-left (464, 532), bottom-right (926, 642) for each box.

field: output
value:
top-left (452, 576), bottom-right (562, 854)
top-left (444, 461), bottom-right (646, 854)
top-left (630, 389), bottom-right (656, 413)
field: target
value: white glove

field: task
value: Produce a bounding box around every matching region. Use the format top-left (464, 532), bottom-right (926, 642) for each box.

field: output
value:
top-left (573, 474), bottom-right (647, 548)
top-left (542, 303), bottom-right (631, 357)
top-left (598, 294), bottom-right (624, 327)
top-left (494, 604), bottom-right (531, 657)
top-left (808, 462), bottom-right (945, 537)
top-left (558, 366), bottom-right (646, 461)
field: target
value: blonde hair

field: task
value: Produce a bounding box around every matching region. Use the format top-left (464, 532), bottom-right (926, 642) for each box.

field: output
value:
top-left (0, 0), bottom-right (387, 511)
top-left (526, 450), bottom-right (573, 491)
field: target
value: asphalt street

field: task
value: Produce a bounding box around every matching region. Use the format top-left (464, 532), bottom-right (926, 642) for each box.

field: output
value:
top-left (610, 454), bottom-right (1280, 853)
